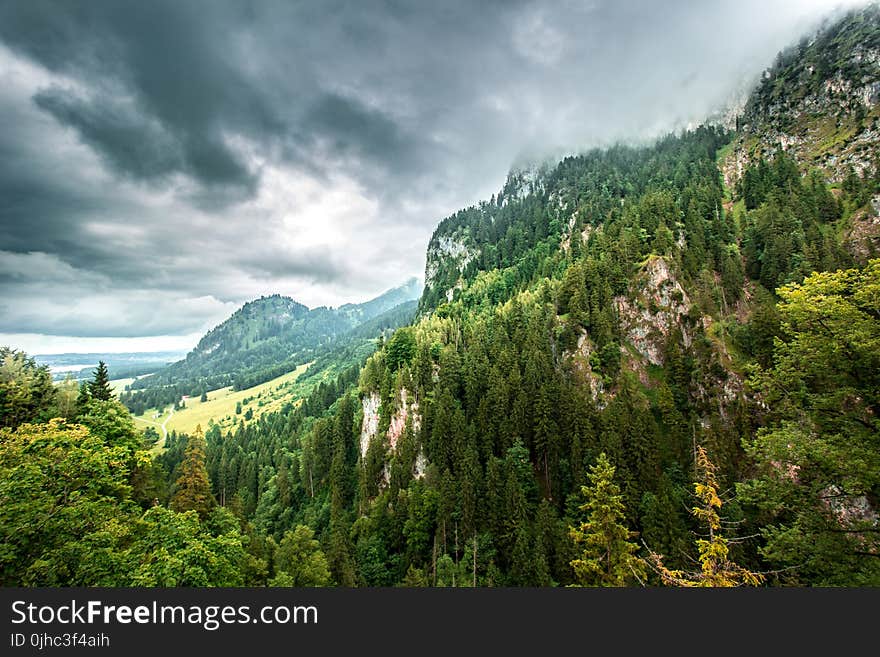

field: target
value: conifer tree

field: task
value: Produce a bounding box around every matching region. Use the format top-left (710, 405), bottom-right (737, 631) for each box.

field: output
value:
top-left (75, 382), bottom-right (91, 417)
top-left (170, 425), bottom-right (216, 519)
top-left (326, 518), bottom-right (356, 587)
top-left (569, 453), bottom-right (645, 586)
top-left (89, 361), bottom-right (113, 401)
top-left (648, 447), bottom-right (763, 587)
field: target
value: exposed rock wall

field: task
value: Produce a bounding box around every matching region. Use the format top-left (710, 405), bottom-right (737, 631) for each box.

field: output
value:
top-left (722, 28), bottom-right (880, 186)
top-left (387, 388), bottom-right (421, 450)
top-left (425, 232), bottom-right (478, 299)
top-left (565, 331), bottom-right (604, 401)
top-left (360, 388), bottom-right (425, 480)
top-left (844, 198), bottom-right (880, 263)
top-left (615, 257), bottom-right (692, 367)
top-left (359, 392), bottom-right (380, 457)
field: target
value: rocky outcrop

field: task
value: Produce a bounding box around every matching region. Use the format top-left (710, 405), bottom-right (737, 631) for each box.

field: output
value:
top-left (565, 331), bottom-right (604, 401)
top-left (414, 451), bottom-right (427, 479)
top-left (822, 484), bottom-right (879, 527)
top-left (500, 164), bottom-right (548, 205)
top-left (560, 224), bottom-right (596, 253)
top-left (359, 388), bottom-right (424, 482)
top-left (722, 9), bottom-right (880, 186)
top-left (359, 392), bottom-right (380, 457)
top-left (387, 388), bottom-right (421, 450)
top-left (843, 200), bottom-right (880, 263)
top-left (424, 231), bottom-right (479, 303)
top-left (615, 257), bottom-right (692, 366)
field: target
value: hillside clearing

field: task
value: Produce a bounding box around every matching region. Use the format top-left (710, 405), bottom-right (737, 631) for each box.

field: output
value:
top-left (132, 363), bottom-right (311, 439)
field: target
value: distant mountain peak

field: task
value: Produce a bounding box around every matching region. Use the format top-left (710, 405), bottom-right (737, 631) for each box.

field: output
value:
top-left (122, 278), bottom-right (421, 408)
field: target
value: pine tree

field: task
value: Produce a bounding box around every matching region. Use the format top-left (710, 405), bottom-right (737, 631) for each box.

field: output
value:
top-left (170, 425), bottom-right (216, 519)
top-left (569, 453), bottom-right (645, 587)
top-left (89, 361), bottom-right (113, 401)
top-left (326, 518), bottom-right (356, 587)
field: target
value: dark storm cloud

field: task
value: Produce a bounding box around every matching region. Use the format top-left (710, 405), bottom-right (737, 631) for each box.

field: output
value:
top-left (33, 86), bottom-right (185, 182)
top-left (303, 93), bottom-right (422, 174)
top-left (236, 246), bottom-right (351, 283)
top-left (0, 0), bottom-right (866, 341)
top-left (0, 1), bottom-right (265, 195)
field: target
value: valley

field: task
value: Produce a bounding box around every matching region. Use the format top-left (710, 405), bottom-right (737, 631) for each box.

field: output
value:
top-left (129, 362), bottom-right (311, 440)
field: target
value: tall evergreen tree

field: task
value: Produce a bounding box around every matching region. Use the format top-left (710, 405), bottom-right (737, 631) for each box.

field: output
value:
top-left (170, 425), bottom-right (215, 519)
top-left (569, 453), bottom-right (645, 587)
top-left (89, 361), bottom-right (113, 401)
top-left (75, 381), bottom-right (91, 417)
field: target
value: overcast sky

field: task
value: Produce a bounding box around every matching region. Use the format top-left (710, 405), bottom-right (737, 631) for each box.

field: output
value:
top-left (0, 0), bottom-right (868, 355)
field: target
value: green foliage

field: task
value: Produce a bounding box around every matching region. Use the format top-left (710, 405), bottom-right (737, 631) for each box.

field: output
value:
top-left (385, 327), bottom-right (416, 372)
top-left (738, 261), bottom-right (880, 584)
top-left (127, 506), bottom-right (248, 586)
top-left (89, 361), bottom-right (113, 401)
top-left (77, 398), bottom-right (143, 453)
top-left (0, 420), bottom-right (133, 585)
top-left (649, 447), bottom-right (763, 587)
top-left (569, 453), bottom-right (645, 587)
top-left (0, 348), bottom-right (57, 428)
top-left (269, 525), bottom-right (330, 586)
top-left (170, 426), bottom-right (216, 519)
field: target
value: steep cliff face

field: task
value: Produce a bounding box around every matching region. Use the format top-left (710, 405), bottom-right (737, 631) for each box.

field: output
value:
top-left (386, 388), bottom-right (421, 450)
top-left (359, 387), bottom-right (424, 481)
top-left (844, 195), bottom-right (880, 262)
top-left (722, 6), bottom-right (880, 186)
top-left (359, 391), bottom-right (381, 457)
top-left (615, 256), bottom-right (693, 367)
top-left (565, 331), bottom-right (604, 402)
top-left (424, 231), bottom-right (478, 303)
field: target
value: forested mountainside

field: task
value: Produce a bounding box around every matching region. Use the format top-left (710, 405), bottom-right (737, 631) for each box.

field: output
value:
top-left (120, 279), bottom-right (420, 414)
top-left (725, 4), bottom-right (880, 183)
top-left (1, 7), bottom-right (878, 588)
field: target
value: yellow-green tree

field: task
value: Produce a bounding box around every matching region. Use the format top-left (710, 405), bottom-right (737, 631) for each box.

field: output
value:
top-left (649, 447), bottom-right (763, 587)
top-left (738, 260), bottom-right (880, 585)
top-left (170, 425), bottom-right (215, 519)
top-left (269, 525), bottom-right (330, 587)
top-left (0, 419), bottom-right (133, 585)
top-left (569, 453), bottom-right (645, 586)
top-left (0, 347), bottom-right (57, 428)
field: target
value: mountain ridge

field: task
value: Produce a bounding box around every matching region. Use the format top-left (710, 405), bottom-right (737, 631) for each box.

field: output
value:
top-left (120, 277), bottom-right (421, 414)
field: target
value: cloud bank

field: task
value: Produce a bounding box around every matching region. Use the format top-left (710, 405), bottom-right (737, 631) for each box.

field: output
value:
top-left (0, 0), bottom-right (867, 350)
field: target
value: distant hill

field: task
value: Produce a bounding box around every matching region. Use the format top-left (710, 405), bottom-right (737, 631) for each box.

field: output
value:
top-left (121, 278), bottom-right (421, 414)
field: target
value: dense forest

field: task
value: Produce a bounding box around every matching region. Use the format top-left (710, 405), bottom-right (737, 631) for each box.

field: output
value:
top-left (1, 7), bottom-right (879, 587)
